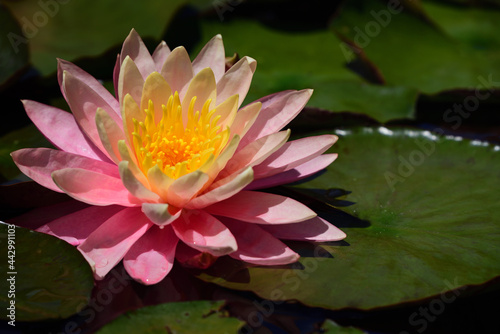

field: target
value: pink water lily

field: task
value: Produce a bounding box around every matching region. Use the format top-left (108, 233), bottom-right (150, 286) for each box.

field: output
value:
top-left (11, 30), bottom-right (345, 284)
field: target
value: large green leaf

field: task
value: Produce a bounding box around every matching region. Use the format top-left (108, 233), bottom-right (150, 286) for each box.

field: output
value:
top-left (0, 124), bottom-right (51, 180)
top-left (0, 4), bottom-right (29, 86)
top-left (0, 222), bottom-right (93, 321)
top-left (196, 19), bottom-right (418, 122)
top-left (97, 300), bottom-right (243, 334)
top-left (197, 127), bottom-right (500, 310)
top-left (331, 0), bottom-right (500, 93)
top-left (4, 0), bottom-right (186, 75)
top-left (322, 320), bottom-right (367, 334)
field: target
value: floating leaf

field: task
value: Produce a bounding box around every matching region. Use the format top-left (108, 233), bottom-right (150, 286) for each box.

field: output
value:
top-left (331, 0), bottom-right (500, 93)
top-left (4, 0), bottom-right (187, 75)
top-left (97, 300), bottom-right (243, 334)
top-left (195, 18), bottom-right (419, 122)
top-left (197, 127), bottom-right (500, 310)
top-left (0, 124), bottom-right (51, 180)
top-left (0, 4), bottom-right (29, 86)
top-left (0, 222), bottom-right (93, 321)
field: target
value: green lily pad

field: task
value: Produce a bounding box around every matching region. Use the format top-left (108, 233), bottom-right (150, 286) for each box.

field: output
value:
top-left (196, 18), bottom-right (419, 122)
top-left (197, 127), bottom-right (500, 310)
top-left (0, 222), bottom-right (93, 321)
top-left (97, 300), bottom-right (244, 334)
top-left (4, 0), bottom-right (186, 75)
top-left (331, 0), bottom-right (500, 93)
top-left (422, 1), bottom-right (500, 50)
top-left (0, 4), bottom-right (29, 86)
top-left (0, 124), bottom-right (51, 180)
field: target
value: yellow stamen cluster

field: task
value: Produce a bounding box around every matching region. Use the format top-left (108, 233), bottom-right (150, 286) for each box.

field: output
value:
top-left (132, 92), bottom-right (229, 179)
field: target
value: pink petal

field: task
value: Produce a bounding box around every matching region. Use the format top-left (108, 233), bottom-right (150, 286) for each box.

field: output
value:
top-left (118, 57), bottom-right (145, 107)
top-left (78, 207), bottom-right (152, 279)
top-left (230, 101), bottom-right (261, 139)
top-left (11, 148), bottom-right (119, 193)
top-left (192, 34), bottom-right (225, 81)
top-left (261, 216), bottom-right (346, 242)
top-left (23, 100), bottom-right (109, 161)
top-left (166, 171), bottom-right (209, 208)
top-left (120, 29), bottom-right (156, 79)
top-left (57, 58), bottom-right (120, 118)
top-left (62, 71), bottom-right (123, 157)
top-left (152, 41), bottom-right (171, 71)
top-left (141, 203), bottom-right (182, 227)
top-left (95, 108), bottom-right (126, 164)
top-left (240, 89), bottom-right (312, 149)
top-left (181, 68), bottom-right (216, 123)
top-left (37, 205), bottom-right (124, 246)
top-left (186, 167), bottom-right (254, 209)
top-left (217, 130), bottom-right (290, 180)
top-left (52, 167), bottom-right (139, 207)
top-left (175, 242), bottom-right (218, 269)
top-left (253, 134), bottom-right (337, 179)
top-left (217, 56), bottom-right (256, 108)
top-left (206, 191), bottom-right (316, 224)
top-left (140, 72), bottom-right (172, 124)
top-left (119, 161), bottom-right (160, 203)
top-left (172, 210), bottom-right (237, 256)
top-left (221, 217), bottom-right (299, 265)
top-left (123, 225), bottom-right (178, 285)
top-left (8, 200), bottom-right (89, 230)
top-left (113, 54), bottom-right (120, 99)
top-left (160, 46), bottom-right (193, 99)
top-left (246, 153), bottom-right (338, 190)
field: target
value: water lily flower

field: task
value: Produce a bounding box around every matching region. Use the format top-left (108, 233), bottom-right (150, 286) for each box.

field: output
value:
top-left (11, 30), bottom-right (345, 284)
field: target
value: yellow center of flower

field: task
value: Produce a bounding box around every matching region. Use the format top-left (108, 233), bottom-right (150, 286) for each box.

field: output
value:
top-left (132, 92), bottom-right (229, 179)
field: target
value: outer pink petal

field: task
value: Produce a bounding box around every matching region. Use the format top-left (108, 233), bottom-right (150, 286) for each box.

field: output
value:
top-left (120, 29), bottom-right (156, 79)
top-left (11, 148), bottom-right (119, 193)
top-left (113, 54), bottom-right (120, 99)
top-left (152, 41), bottom-right (171, 71)
top-left (62, 71), bottom-right (123, 157)
top-left (221, 217), bottom-right (299, 265)
top-left (192, 34), bottom-right (225, 81)
top-left (8, 200), bottom-right (89, 230)
top-left (78, 207), bottom-right (152, 279)
top-left (123, 225), bottom-right (178, 285)
top-left (37, 205), bottom-right (124, 246)
top-left (217, 56), bottom-right (256, 108)
top-left (23, 100), bottom-right (109, 161)
top-left (246, 153), bottom-right (338, 190)
top-left (52, 167), bottom-right (139, 206)
top-left (253, 135), bottom-right (337, 179)
top-left (57, 59), bottom-right (120, 118)
top-left (261, 216), bottom-right (346, 242)
top-left (239, 89), bottom-right (312, 149)
top-left (172, 210), bottom-right (237, 256)
top-left (206, 191), bottom-right (316, 224)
